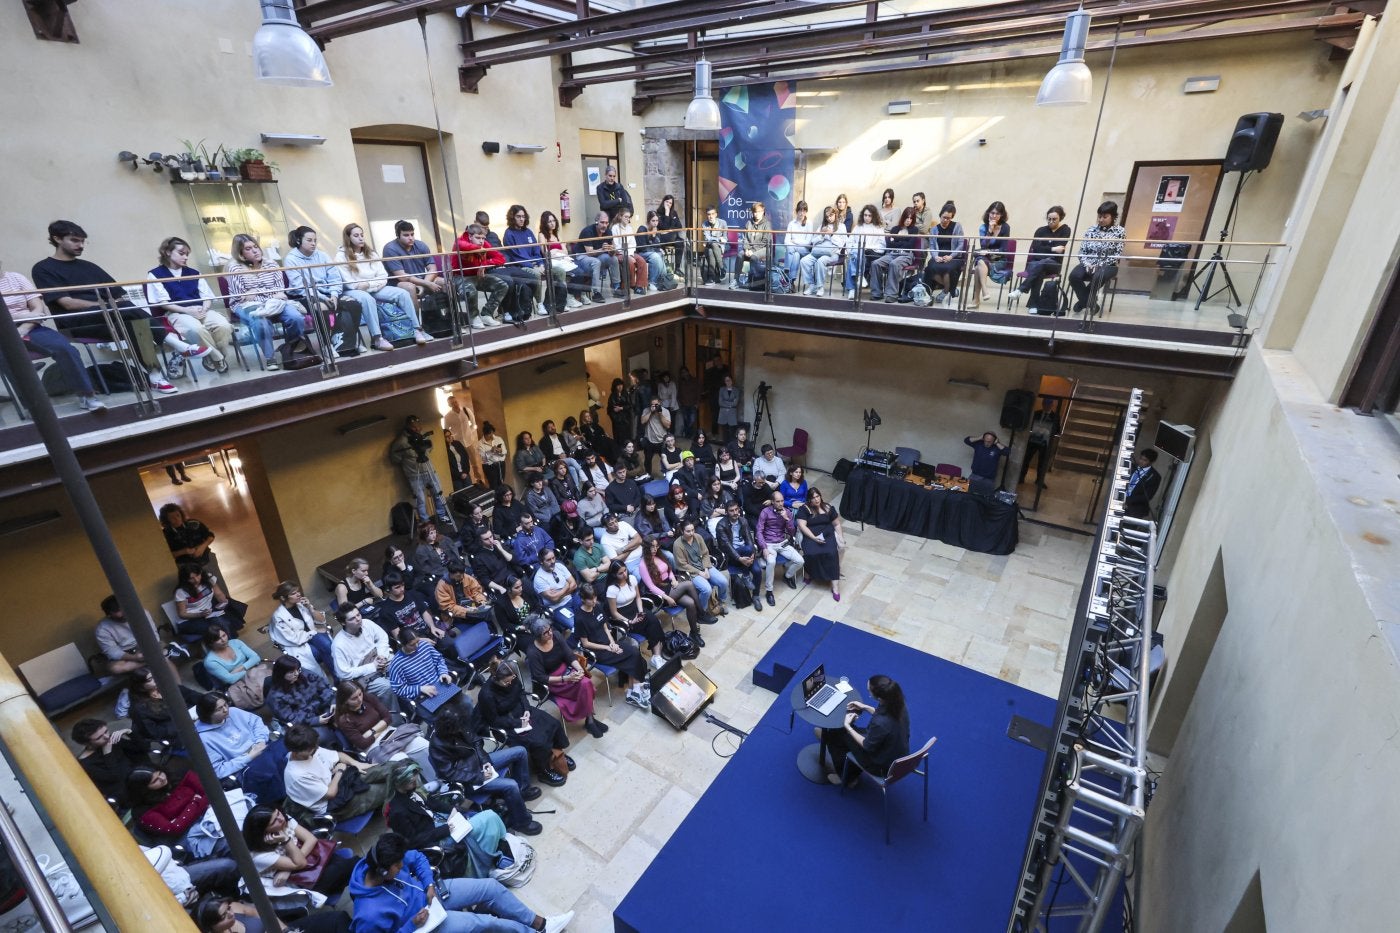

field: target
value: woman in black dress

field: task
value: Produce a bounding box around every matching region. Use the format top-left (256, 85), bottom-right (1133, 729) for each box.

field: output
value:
top-left (796, 486), bottom-right (844, 601)
top-left (606, 378), bottom-right (631, 443)
top-left (475, 658), bottom-right (572, 786)
top-left (824, 674), bottom-right (910, 787)
top-left (573, 584), bottom-right (648, 700)
top-left (491, 485), bottom-right (526, 540)
top-left (691, 429), bottom-right (718, 471)
top-left (579, 408), bottom-right (614, 462)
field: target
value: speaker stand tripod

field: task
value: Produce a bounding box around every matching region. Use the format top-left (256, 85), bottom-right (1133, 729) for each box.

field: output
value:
top-left (1190, 170), bottom-right (1251, 311)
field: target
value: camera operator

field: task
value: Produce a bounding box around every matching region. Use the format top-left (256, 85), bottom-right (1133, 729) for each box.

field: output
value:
top-left (639, 395), bottom-right (672, 477)
top-left (390, 415), bottom-right (456, 532)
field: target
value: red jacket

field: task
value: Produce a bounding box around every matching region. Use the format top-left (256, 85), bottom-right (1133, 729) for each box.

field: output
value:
top-left (136, 770), bottom-right (208, 838)
top-left (451, 233), bottom-right (505, 275)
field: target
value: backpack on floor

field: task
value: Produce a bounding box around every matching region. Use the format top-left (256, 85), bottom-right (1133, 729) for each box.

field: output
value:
top-left (768, 267), bottom-right (791, 293)
top-left (332, 297), bottom-right (364, 354)
top-left (390, 501), bottom-right (415, 536)
top-left (277, 339), bottom-right (320, 371)
top-left (730, 573), bottom-right (754, 609)
top-left (379, 297), bottom-right (417, 343)
top-left (662, 629), bottom-right (699, 661)
top-left (1037, 280), bottom-right (1064, 314)
top-left (505, 283), bottom-right (534, 324)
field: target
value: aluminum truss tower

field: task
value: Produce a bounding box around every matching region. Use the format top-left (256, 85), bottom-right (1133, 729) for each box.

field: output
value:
top-left (1008, 388), bottom-right (1156, 933)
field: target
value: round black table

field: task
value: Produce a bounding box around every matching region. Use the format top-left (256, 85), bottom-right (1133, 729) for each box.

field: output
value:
top-left (788, 676), bottom-right (863, 783)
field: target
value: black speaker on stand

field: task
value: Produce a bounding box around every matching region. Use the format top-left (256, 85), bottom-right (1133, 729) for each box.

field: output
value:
top-left (1001, 389), bottom-right (1035, 431)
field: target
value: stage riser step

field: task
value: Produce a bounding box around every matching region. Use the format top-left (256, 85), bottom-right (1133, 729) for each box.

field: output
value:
top-left (752, 618), bottom-right (835, 694)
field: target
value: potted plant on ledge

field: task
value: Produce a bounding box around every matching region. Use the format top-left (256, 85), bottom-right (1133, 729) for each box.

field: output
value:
top-left (231, 148), bottom-right (277, 181)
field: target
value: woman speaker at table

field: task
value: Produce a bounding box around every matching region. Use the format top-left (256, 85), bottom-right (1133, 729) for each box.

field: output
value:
top-left (824, 674), bottom-right (910, 787)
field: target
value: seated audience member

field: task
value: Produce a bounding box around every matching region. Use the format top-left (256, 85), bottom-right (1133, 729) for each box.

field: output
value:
top-left (537, 211), bottom-right (580, 309)
top-left (459, 503), bottom-right (492, 554)
top-left (94, 595), bottom-right (151, 676)
top-left (657, 434), bottom-right (685, 480)
top-left (538, 419), bottom-right (569, 465)
top-left (526, 616), bottom-right (608, 738)
top-left (691, 428), bottom-right (718, 470)
top-left (578, 449), bottom-right (612, 493)
top-left (757, 490), bottom-right (806, 605)
top-left (388, 627), bottom-right (459, 709)
top-left (384, 761), bottom-right (510, 879)
top-left (604, 463), bottom-right (643, 517)
top-left (195, 893), bottom-right (352, 933)
top-left (922, 201), bottom-right (967, 300)
top-left (783, 200), bottom-right (815, 290)
top-left (548, 451), bottom-right (582, 505)
top-left (265, 656), bottom-right (335, 744)
top-left (573, 583), bottom-right (648, 699)
top-left (494, 575), bottom-right (537, 636)
top-left (578, 411), bottom-right (613, 463)
top-left (477, 658), bottom-right (573, 786)
top-left (332, 604), bottom-right (395, 707)
top-left (525, 475), bottom-right (561, 527)
top-left (147, 848), bottom-right (241, 917)
top-left (656, 194), bottom-right (686, 271)
top-left (871, 207), bottom-right (923, 302)
top-left (501, 205), bottom-right (549, 315)
top-left (129, 667), bottom-right (201, 751)
top-left (378, 572), bottom-right (447, 646)
top-left (603, 562), bottom-right (667, 658)
top-left (576, 482), bottom-right (609, 531)
top-left (634, 494), bottom-right (674, 550)
top-left (599, 512), bottom-right (643, 576)
top-left (429, 705), bottom-right (543, 836)
top-left (128, 766), bottom-right (227, 855)
top-left (671, 520), bottom-right (729, 614)
top-left (674, 450), bottom-right (709, 499)
top-left (570, 210), bottom-right (622, 303)
top-left (144, 236), bottom-right (233, 370)
top-left (337, 222), bottom-right (432, 349)
top-left (715, 447), bottom-right (742, 493)
top-left (513, 431), bottom-right (547, 485)
top-left (470, 531), bottom-right (518, 592)
top-left (1069, 200), bottom-right (1125, 314)
top-left (609, 208), bottom-right (652, 296)
top-left (700, 476), bottom-right (736, 531)
top-left (333, 680), bottom-right (435, 779)
top-left (716, 500), bottom-right (767, 610)
top-left (175, 562), bottom-right (245, 638)
top-left (779, 464), bottom-right (810, 509)
top-left (736, 201), bottom-right (774, 286)
top-left (472, 210), bottom-right (503, 249)
top-left (1021, 205), bottom-right (1073, 314)
top-left (224, 233), bottom-right (309, 370)
top-left (382, 220), bottom-right (444, 312)
top-left (751, 444), bottom-right (786, 485)
top-left (384, 544), bottom-right (437, 604)
top-left (843, 204), bottom-right (887, 298)
top-left (71, 717), bottom-right (147, 808)
top-left (31, 219), bottom-right (182, 393)
top-left (799, 205), bottom-right (845, 296)
top-left (742, 472), bottom-right (774, 524)
top-left (663, 479), bottom-right (700, 530)
top-left (283, 225), bottom-right (364, 354)
top-left (414, 520), bottom-right (463, 585)
top-left (194, 692), bottom-right (270, 780)
top-left (347, 832), bottom-right (572, 933)
top-left (700, 206), bottom-right (731, 284)
top-left (1, 263), bottom-right (106, 411)
top-left (964, 431), bottom-right (1009, 482)
top-left (569, 528), bottom-right (610, 585)
top-left (334, 557), bottom-right (383, 617)
top-left (967, 201), bottom-right (1012, 307)
top-left (435, 560), bottom-right (493, 627)
top-left (727, 426), bottom-right (757, 468)
top-left (638, 536), bottom-right (707, 644)
top-left (450, 223), bottom-right (511, 327)
top-left (532, 548), bottom-right (580, 621)
top-left (268, 581), bottom-right (334, 677)
top-left (202, 625), bottom-right (273, 711)
top-left (492, 485), bottom-right (527, 540)
top-left (549, 500), bottom-right (590, 556)
top-left (634, 212), bottom-right (672, 291)
top-left (282, 723), bottom-right (394, 822)
top-left (241, 804), bottom-right (356, 907)
top-left (160, 501), bottom-right (225, 581)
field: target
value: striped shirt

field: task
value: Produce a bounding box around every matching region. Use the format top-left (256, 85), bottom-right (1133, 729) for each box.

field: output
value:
top-left (224, 263), bottom-right (287, 306)
top-left (388, 643), bottom-right (449, 700)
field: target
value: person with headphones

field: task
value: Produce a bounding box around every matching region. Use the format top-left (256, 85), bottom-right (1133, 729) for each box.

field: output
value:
top-left (964, 431), bottom-right (1009, 483)
top-left (283, 225), bottom-right (363, 355)
top-left (348, 832), bottom-right (573, 932)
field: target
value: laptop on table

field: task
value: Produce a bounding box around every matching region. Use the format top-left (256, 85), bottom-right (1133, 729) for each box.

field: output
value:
top-left (801, 663), bottom-right (845, 716)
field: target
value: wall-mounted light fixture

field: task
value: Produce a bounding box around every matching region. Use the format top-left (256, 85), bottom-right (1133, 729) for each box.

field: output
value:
top-left (1182, 76), bottom-right (1220, 94)
top-left (947, 377), bottom-right (990, 389)
top-left (1037, 8), bottom-right (1092, 106)
top-left (482, 141), bottom-right (501, 154)
top-left (336, 415), bottom-right (387, 435)
top-left (507, 144), bottom-right (545, 154)
top-left (261, 133), bottom-right (326, 147)
top-left (886, 100), bottom-right (912, 115)
top-left (886, 139), bottom-right (903, 152)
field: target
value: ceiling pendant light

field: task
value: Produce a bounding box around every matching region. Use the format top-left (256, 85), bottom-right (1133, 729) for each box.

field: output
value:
top-left (253, 0), bottom-right (333, 87)
top-left (684, 56), bottom-right (722, 131)
top-left (1037, 8), bottom-right (1091, 106)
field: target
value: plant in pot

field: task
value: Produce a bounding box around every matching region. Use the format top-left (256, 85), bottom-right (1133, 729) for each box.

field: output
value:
top-left (214, 145), bottom-right (239, 179)
top-left (231, 148), bottom-right (277, 181)
top-left (179, 138), bottom-right (207, 181)
top-left (202, 143), bottom-right (223, 181)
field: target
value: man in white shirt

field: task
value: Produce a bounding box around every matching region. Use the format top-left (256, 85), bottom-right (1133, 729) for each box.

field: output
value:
top-left (282, 724), bottom-right (392, 819)
top-left (599, 513), bottom-right (643, 576)
top-left (532, 548), bottom-right (580, 627)
top-left (751, 444), bottom-right (786, 485)
top-left (331, 605), bottom-right (395, 707)
top-left (441, 396), bottom-right (482, 485)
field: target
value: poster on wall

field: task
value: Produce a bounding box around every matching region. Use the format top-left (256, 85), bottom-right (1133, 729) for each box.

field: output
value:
top-left (1152, 175), bottom-right (1189, 212)
top-left (586, 165), bottom-right (602, 195)
top-left (1121, 160), bottom-right (1225, 264)
top-left (718, 81), bottom-right (798, 232)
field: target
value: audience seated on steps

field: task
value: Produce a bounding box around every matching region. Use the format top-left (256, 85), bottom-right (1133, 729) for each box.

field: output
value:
top-left (331, 604), bottom-right (396, 709)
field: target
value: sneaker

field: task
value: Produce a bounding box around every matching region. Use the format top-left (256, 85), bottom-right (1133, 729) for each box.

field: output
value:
top-left (469, 316), bottom-right (488, 329)
top-left (79, 395), bottom-right (107, 412)
top-left (148, 377), bottom-right (179, 394)
top-left (1027, 307), bottom-right (1040, 315)
top-left (501, 314), bottom-right (515, 324)
top-left (590, 291), bottom-right (605, 303)
top-left (544, 912), bottom-right (575, 933)
top-left (264, 358), bottom-right (281, 370)
top-left (215, 358), bottom-right (230, 374)
top-left (860, 276), bottom-right (868, 288)
top-left (884, 295), bottom-right (896, 303)
top-left (752, 597), bottom-right (764, 613)
top-left (374, 337), bottom-right (395, 351)
top-left (179, 345), bottom-right (213, 360)
top-left (520, 785), bottom-right (543, 802)
top-left (540, 768), bottom-right (567, 786)
top-left (625, 687), bottom-right (648, 709)
top-left (165, 641), bottom-right (191, 659)
top-left (414, 329), bottom-right (433, 344)
top-left (565, 296), bottom-right (582, 309)
top-left (633, 287), bottom-right (645, 296)
top-left (647, 284), bottom-right (659, 294)
top-left (845, 289), bottom-right (855, 299)
top-left (564, 754), bottom-right (576, 771)
top-left (535, 301), bottom-right (548, 317)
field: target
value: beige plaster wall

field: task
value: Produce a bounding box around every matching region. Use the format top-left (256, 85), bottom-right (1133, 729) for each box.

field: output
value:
top-left (0, 2), bottom-right (644, 278)
top-left (499, 349), bottom-right (589, 486)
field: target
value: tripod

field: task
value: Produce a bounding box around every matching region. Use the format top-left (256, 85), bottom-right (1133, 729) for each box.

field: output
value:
top-left (752, 382), bottom-right (778, 449)
top-left (1190, 170), bottom-right (1251, 311)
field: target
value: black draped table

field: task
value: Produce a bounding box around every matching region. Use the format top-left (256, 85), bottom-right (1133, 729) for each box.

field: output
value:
top-left (839, 468), bottom-right (1019, 555)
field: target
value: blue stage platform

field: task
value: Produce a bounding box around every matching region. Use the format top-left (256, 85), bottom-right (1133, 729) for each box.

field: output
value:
top-left (613, 621), bottom-right (1056, 932)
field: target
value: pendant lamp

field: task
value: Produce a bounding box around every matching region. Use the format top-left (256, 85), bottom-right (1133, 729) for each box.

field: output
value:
top-left (1037, 9), bottom-right (1091, 106)
top-left (684, 57), bottom-right (722, 131)
top-left (254, 0), bottom-right (333, 87)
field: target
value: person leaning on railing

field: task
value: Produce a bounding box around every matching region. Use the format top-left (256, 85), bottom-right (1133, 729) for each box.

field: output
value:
top-left (1, 263), bottom-right (106, 410)
top-left (224, 233), bottom-right (309, 370)
top-left (336, 222), bottom-right (432, 350)
top-left (1068, 200), bottom-right (1126, 314)
top-left (570, 211), bottom-right (621, 303)
top-left (144, 236), bottom-right (233, 374)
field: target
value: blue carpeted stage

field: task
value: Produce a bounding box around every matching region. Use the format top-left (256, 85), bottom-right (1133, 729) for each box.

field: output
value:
top-left (613, 621), bottom-right (1056, 932)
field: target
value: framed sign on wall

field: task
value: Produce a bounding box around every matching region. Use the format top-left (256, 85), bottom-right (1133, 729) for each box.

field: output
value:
top-left (1119, 159), bottom-right (1225, 293)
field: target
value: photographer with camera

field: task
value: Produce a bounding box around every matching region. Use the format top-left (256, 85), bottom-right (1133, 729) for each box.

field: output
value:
top-left (390, 416), bottom-right (455, 532)
top-left (639, 395), bottom-right (672, 477)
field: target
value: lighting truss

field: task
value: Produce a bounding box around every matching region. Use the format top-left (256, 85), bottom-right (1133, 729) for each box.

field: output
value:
top-left (1008, 388), bottom-right (1155, 933)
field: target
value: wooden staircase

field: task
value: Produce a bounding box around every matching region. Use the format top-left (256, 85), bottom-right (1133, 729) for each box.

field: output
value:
top-left (1052, 385), bottom-right (1141, 476)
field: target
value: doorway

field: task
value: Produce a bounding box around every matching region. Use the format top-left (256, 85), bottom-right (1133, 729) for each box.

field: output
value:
top-left (352, 140), bottom-right (439, 251)
top-left (579, 129), bottom-right (623, 226)
top-left (684, 140), bottom-right (719, 228)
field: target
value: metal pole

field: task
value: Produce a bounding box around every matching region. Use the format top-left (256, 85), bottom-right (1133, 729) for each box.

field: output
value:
top-left (0, 798), bottom-right (73, 933)
top-left (0, 305), bottom-right (283, 931)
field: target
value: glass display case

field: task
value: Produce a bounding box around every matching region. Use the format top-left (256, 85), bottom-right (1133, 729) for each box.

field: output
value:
top-left (171, 179), bottom-right (289, 270)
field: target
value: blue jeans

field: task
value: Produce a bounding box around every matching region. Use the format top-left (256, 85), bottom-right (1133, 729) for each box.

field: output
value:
top-left (435, 876), bottom-right (538, 931)
top-left (343, 285), bottom-right (420, 336)
top-left (406, 470), bottom-right (451, 525)
top-left (575, 253), bottom-right (620, 291)
top-left (642, 252), bottom-right (668, 284)
top-left (484, 745), bottom-right (533, 828)
top-left (784, 246), bottom-right (810, 284)
top-left (22, 325), bottom-right (94, 395)
top-left (236, 303), bottom-right (306, 359)
top-left (844, 248), bottom-right (881, 291)
top-left (688, 566), bottom-right (729, 608)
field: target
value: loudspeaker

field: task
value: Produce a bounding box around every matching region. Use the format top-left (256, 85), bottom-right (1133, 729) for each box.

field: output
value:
top-left (832, 458), bottom-right (855, 482)
top-left (1223, 112), bottom-right (1283, 172)
top-left (1000, 389), bottom-right (1035, 431)
top-left (481, 141), bottom-right (501, 154)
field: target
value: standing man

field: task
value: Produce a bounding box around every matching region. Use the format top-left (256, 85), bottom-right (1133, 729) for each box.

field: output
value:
top-left (390, 415), bottom-right (455, 531)
top-left (570, 211), bottom-right (621, 303)
top-left (756, 491), bottom-right (805, 606)
top-left (1123, 449), bottom-right (1162, 520)
top-left (159, 502), bottom-right (226, 589)
top-left (595, 165), bottom-right (633, 218)
top-left (639, 396), bottom-right (671, 477)
top-left (442, 396), bottom-right (483, 485)
top-left (964, 431), bottom-right (1009, 484)
top-left (1020, 401), bottom-right (1061, 487)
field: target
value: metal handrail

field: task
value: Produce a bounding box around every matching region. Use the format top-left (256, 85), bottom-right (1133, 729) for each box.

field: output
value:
top-left (0, 795), bottom-right (73, 933)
